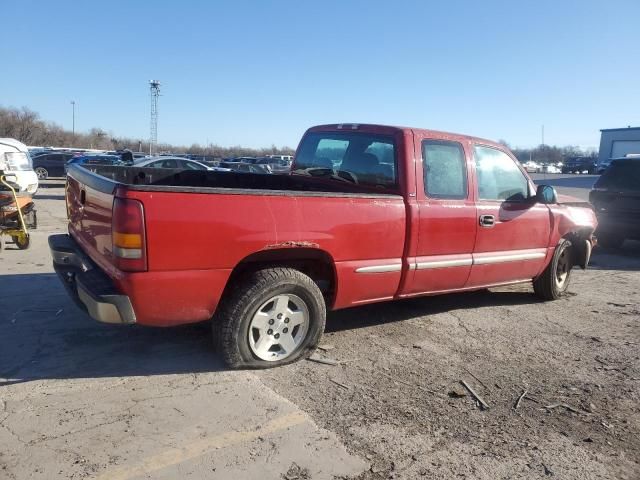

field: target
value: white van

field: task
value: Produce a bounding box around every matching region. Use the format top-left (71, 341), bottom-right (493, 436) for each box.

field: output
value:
top-left (0, 138), bottom-right (39, 194)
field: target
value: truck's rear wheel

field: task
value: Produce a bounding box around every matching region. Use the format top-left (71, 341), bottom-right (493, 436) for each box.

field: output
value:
top-left (214, 268), bottom-right (326, 368)
top-left (533, 239), bottom-right (573, 300)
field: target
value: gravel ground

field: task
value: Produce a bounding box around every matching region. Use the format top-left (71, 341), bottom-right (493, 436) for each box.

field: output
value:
top-left (1, 175), bottom-right (638, 479)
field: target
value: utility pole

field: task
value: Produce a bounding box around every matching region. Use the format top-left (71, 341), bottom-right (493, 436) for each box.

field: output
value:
top-left (149, 80), bottom-right (161, 155)
top-left (541, 124), bottom-right (544, 147)
top-left (70, 101), bottom-right (76, 137)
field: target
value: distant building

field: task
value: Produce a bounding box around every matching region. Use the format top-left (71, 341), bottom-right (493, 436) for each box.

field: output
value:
top-left (597, 126), bottom-right (640, 171)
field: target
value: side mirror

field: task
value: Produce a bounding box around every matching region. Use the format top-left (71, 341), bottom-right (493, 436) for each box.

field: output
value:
top-left (536, 184), bottom-right (558, 204)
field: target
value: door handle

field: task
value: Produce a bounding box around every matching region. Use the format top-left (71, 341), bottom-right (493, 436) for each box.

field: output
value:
top-left (479, 214), bottom-right (495, 227)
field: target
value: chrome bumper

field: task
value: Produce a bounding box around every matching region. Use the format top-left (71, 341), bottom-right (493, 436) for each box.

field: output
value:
top-left (49, 234), bottom-right (136, 324)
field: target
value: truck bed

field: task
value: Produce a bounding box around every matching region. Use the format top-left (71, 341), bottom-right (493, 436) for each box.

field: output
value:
top-left (64, 164), bottom-right (407, 326)
top-left (77, 164), bottom-right (400, 197)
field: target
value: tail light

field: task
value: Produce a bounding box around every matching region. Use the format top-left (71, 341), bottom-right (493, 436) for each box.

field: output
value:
top-left (112, 198), bottom-right (147, 271)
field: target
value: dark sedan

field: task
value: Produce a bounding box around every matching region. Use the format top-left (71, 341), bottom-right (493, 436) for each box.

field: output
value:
top-left (33, 152), bottom-right (75, 179)
top-left (65, 155), bottom-right (123, 174)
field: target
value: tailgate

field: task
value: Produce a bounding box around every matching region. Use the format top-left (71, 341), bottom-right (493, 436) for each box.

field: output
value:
top-left (66, 166), bottom-right (117, 274)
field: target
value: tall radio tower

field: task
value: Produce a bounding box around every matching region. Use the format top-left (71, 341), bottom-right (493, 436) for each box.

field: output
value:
top-left (149, 80), bottom-right (161, 155)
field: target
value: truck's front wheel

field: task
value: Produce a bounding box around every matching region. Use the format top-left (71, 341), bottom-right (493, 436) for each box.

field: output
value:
top-left (533, 239), bottom-right (573, 300)
top-left (214, 268), bottom-right (326, 368)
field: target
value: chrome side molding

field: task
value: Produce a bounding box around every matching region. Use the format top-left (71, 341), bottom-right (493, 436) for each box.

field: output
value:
top-left (355, 264), bottom-right (402, 273)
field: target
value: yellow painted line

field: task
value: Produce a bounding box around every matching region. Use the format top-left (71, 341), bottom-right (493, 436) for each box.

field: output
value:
top-left (95, 411), bottom-right (307, 480)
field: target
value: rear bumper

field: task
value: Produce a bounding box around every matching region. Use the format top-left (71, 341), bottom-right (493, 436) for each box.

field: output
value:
top-left (49, 234), bottom-right (136, 324)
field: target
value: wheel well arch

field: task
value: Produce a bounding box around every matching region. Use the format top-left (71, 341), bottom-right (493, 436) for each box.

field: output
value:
top-left (561, 227), bottom-right (594, 269)
top-left (224, 248), bottom-right (337, 307)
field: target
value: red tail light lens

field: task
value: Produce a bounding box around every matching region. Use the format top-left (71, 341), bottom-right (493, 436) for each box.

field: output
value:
top-left (112, 198), bottom-right (147, 272)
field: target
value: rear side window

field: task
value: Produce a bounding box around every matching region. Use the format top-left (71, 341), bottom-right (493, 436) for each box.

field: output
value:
top-left (182, 160), bottom-right (207, 170)
top-left (294, 132), bottom-right (397, 190)
top-left (422, 140), bottom-right (467, 199)
top-left (149, 159), bottom-right (178, 168)
top-left (596, 161), bottom-right (640, 191)
top-left (474, 145), bottom-right (530, 201)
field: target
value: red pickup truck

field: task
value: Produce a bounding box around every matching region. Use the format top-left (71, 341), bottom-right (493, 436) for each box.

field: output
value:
top-left (50, 124), bottom-right (597, 368)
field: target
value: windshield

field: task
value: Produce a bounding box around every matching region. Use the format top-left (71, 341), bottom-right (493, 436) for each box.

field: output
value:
top-left (2, 151), bottom-right (32, 171)
top-left (293, 132), bottom-right (397, 190)
top-left (596, 161), bottom-right (640, 191)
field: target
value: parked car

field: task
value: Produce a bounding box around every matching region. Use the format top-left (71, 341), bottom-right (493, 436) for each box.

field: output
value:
top-left (589, 158), bottom-right (640, 249)
top-left (219, 161), bottom-right (271, 174)
top-left (29, 148), bottom-right (52, 158)
top-left (561, 157), bottom-right (597, 174)
top-left (0, 138), bottom-right (39, 194)
top-left (522, 161), bottom-right (542, 173)
top-left (32, 152), bottom-right (75, 179)
top-left (235, 156), bottom-right (259, 163)
top-left (267, 154), bottom-right (293, 162)
top-left (596, 153), bottom-right (640, 174)
top-left (541, 164), bottom-right (561, 174)
top-left (50, 123), bottom-right (597, 369)
top-left (65, 155), bottom-right (123, 174)
top-left (135, 156), bottom-right (231, 172)
top-left (255, 157), bottom-right (291, 174)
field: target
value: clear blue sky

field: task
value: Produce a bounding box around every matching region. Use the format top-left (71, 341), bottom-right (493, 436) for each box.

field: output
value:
top-left (2, 0), bottom-right (638, 149)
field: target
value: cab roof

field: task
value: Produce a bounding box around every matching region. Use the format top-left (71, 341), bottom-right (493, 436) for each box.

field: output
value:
top-left (307, 123), bottom-right (504, 149)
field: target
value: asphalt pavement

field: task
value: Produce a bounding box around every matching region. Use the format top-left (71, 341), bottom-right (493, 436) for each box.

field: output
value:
top-left (530, 172), bottom-right (599, 201)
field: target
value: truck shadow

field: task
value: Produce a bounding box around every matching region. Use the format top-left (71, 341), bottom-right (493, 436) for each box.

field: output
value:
top-left (1, 245), bottom-right (636, 385)
top-left (0, 273), bottom-right (222, 386)
top-left (326, 288), bottom-right (538, 333)
top-left (0, 273), bottom-right (542, 385)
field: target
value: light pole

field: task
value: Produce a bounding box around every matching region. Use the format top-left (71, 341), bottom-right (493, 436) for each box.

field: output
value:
top-left (70, 101), bottom-right (76, 136)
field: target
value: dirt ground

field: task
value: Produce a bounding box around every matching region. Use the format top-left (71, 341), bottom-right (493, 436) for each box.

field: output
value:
top-left (259, 253), bottom-right (640, 479)
top-left (1, 175), bottom-right (639, 479)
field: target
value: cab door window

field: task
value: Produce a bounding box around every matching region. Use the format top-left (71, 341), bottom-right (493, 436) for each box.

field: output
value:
top-left (422, 140), bottom-right (467, 199)
top-left (474, 145), bottom-right (530, 201)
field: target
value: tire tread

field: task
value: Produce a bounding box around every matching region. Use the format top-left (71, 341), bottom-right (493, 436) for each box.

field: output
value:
top-left (533, 239), bottom-right (572, 301)
top-left (213, 267), bottom-right (325, 368)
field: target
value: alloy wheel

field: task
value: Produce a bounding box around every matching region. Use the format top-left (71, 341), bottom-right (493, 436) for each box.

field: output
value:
top-left (248, 294), bottom-right (309, 361)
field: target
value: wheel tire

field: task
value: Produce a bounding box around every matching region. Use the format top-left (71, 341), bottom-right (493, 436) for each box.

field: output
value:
top-left (12, 233), bottom-right (30, 250)
top-left (598, 233), bottom-right (624, 250)
top-left (213, 268), bottom-right (326, 369)
top-left (34, 167), bottom-right (49, 180)
top-left (533, 239), bottom-right (573, 301)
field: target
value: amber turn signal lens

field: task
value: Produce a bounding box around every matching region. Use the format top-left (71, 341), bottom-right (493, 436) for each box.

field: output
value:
top-left (113, 232), bottom-right (142, 249)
